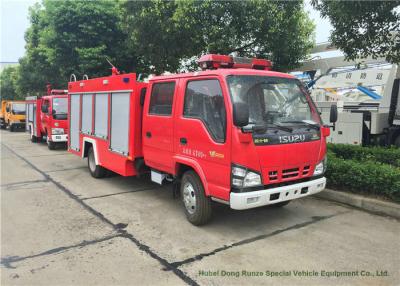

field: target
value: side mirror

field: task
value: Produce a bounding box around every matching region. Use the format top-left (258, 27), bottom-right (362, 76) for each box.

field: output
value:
top-left (329, 105), bottom-right (338, 131)
top-left (41, 105), bottom-right (48, 113)
top-left (233, 102), bottom-right (249, 127)
top-left (330, 105), bottom-right (338, 123)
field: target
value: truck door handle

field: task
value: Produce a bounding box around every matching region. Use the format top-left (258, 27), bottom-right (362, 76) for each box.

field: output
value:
top-left (180, 137), bottom-right (187, 145)
top-left (146, 131), bottom-right (152, 138)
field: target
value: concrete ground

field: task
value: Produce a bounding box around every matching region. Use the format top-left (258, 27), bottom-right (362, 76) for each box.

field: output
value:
top-left (1, 129), bottom-right (399, 286)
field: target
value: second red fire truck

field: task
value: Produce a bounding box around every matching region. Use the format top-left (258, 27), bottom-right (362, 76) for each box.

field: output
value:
top-left (26, 85), bottom-right (69, 150)
top-left (68, 55), bottom-right (337, 225)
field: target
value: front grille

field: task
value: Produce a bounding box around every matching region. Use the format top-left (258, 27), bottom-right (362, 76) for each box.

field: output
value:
top-left (303, 166), bottom-right (310, 175)
top-left (282, 168), bottom-right (299, 179)
top-left (267, 165), bottom-right (311, 183)
top-left (268, 171), bottom-right (278, 181)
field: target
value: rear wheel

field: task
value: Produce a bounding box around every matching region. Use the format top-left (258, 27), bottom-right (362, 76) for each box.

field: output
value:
top-left (88, 147), bottom-right (107, 178)
top-left (181, 170), bottom-right (212, 225)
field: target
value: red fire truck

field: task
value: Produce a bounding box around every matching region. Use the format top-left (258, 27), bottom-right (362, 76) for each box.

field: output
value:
top-left (26, 85), bottom-right (69, 150)
top-left (68, 55), bottom-right (337, 225)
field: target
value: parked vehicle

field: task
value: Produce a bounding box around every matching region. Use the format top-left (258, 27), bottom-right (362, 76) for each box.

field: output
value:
top-left (0, 100), bottom-right (9, 129)
top-left (26, 85), bottom-right (68, 150)
top-left (68, 55), bottom-right (336, 225)
top-left (293, 43), bottom-right (400, 146)
top-left (2, 100), bottom-right (26, 131)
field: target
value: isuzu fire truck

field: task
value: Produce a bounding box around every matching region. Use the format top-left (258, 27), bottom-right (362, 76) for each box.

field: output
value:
top-left (26, 85), bottom-right (69, 150)
top-left (68, 55), bottom-right (337, 225)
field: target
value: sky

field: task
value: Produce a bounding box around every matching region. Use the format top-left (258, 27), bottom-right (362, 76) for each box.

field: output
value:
top-left (0, 0), bottom-right (333, 63)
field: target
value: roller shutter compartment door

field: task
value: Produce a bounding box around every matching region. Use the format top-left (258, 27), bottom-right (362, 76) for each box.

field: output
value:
top-left (110, 92), bottom-right (130, 155)
top-left (94, 93), bottom-right (108, 139)
top-left (81, 94), bottom-right (93, 135)
top-left (70, 94), bottom-right (81, 151)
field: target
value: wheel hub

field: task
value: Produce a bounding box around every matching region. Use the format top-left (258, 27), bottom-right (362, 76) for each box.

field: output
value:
top-left (88, 152), bottom-right (96, 172)
top-left (183, 182), bottom-right (196, 214)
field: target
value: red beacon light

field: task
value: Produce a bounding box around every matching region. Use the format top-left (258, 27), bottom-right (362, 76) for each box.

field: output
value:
top-left (46, 83), bottom-right (67, 95)
top-left (198, 54), bottom-right (272, 71)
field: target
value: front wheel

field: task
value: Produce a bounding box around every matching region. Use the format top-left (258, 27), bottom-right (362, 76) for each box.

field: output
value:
top-left (272, 201), bottom-right (291, 208)
top-left (88, 147), bottom-right (107, 178)
top-left (181, 171), bottom-right (212, 225)
top-left (47, 141), bottom-right (56, 150)
top-left (9, 124), bottom-right (14, 132)
top-left (394, 135), bottom-right (400, 148)
top-left (47, 137), bottom-right (56, 150)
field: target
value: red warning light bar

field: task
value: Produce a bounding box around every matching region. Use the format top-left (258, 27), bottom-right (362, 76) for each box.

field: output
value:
top-left (198, 54), bottom-right (272, 71)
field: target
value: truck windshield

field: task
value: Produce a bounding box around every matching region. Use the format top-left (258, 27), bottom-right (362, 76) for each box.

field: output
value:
top-left (12, 103), bottom-right (26, 115)
top-left (52, 97), bottom-right (68, 120)
top-left (227, 75), bottom-right (321, 129)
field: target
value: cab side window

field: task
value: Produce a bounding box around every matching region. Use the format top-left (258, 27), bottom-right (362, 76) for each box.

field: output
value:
top-left (184, 79), bottom-right (226, 143)
top-left (149, 82), bottom-right (175, 116)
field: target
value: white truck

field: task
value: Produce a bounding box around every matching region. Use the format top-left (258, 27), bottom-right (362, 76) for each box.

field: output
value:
top-left (293, 43), bottom-right (400, 146)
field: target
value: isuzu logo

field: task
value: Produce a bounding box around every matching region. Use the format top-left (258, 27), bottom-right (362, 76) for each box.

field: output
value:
top-left (253, 131), bottom-right (320, 146)
top-left (278, 134), bottom-right (306, 144)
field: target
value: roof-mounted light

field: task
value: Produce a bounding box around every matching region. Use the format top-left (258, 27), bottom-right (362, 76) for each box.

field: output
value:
top-left (198, 54), bottom-right (272, 71)
top-left (198, 54), bottom-right (233, 70)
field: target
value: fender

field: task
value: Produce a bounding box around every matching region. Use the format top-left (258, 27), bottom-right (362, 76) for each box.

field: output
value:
top-left (82, 137), bottom-right (99, 165)
top-left (173, 155), bottom-right (210, 196)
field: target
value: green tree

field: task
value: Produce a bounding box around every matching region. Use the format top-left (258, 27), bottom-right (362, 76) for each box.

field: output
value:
top-left (122, 0), bottom-right (315, 74)
top-left (18, 0), bottom-right (135, 95)
top-left (312, 0), bottom-right (400, 63)
top-left (0, 66), bottom-right (21, 100)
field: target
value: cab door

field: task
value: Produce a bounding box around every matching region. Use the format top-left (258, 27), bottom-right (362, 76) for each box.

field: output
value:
top-left (142, 80), bottom-right (177, 173)
top-left (41, 99), bottom-right (50, 134)
top-left (175, 77), bottom-right (231, 199)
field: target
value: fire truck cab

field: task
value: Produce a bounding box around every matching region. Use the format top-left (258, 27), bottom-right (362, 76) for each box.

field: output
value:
top-left (68, 55), bottom-right (335, 225)
top-left (26, 86), bottom-right (68, 150)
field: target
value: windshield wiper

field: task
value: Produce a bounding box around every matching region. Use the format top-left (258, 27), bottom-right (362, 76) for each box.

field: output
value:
top-left (252, 123), bottom-right (292, 133)
top-left (281, 120), bottom-right (320, 130)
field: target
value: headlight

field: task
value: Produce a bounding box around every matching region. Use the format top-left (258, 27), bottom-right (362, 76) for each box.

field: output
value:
top-left (232, 165), bottom-right (262, 188)
top-left (313, 156), bottom-right (327, 176)
top-left (51, 128), bottom-right (64, 135)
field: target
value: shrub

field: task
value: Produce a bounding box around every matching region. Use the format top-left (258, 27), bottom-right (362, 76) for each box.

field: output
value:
top-left (326, 152), bottom-right (400, 202)
top-left (327, 143), bottom-right (400, 167)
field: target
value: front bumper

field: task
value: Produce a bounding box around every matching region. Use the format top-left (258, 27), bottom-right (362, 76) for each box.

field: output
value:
top-left (50, 134), bottom-right (68, 142)
top-left (230, 177), bottom-right (326, 210)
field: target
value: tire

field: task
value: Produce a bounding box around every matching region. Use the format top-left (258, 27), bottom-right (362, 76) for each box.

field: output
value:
top-left (272, 201), bottom-right (291, 208)
top-left (47, 141), bottom-right (56, 150)
top-left (394, 135), bottom-right (400, 148)
top-left (87, 147), bottom-right (107, 178)
top-left (30, 127), bottom-right (38, 143)
top-left (9, 124), bottom-right (15, 132)
top-left (181, 170), bottom-right (212, 225)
